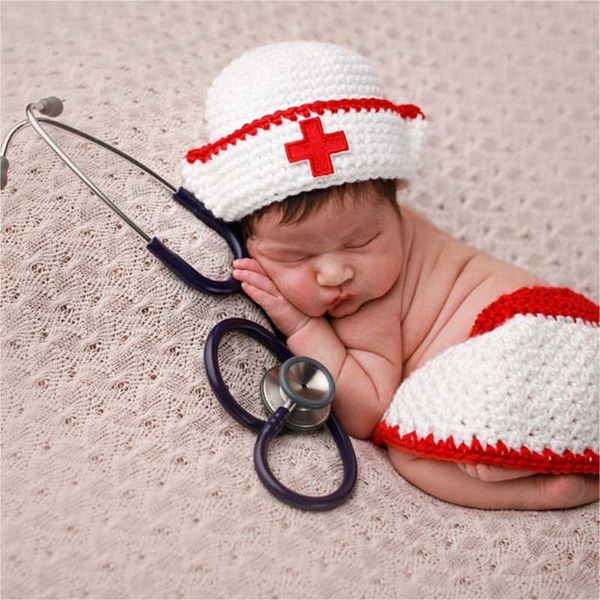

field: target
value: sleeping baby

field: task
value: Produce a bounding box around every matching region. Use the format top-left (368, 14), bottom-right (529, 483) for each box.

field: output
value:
top-left (183, 41), bottom-right (599, 510)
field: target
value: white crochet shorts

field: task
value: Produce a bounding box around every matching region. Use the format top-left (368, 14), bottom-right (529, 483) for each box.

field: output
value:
top-left (373, 286), bottom-right (599, 475)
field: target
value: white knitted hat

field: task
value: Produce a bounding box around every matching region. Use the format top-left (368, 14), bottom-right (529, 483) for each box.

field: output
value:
top-left (182, 41), bottom-right (427, 222)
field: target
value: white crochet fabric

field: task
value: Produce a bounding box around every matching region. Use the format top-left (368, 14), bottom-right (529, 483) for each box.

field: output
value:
top-left (182, 41), bottom-right (427, 221)
top-left (374, 287), bottom-right (600, 474)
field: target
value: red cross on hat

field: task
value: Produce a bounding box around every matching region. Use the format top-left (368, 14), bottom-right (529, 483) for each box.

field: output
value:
top-left (284, 117), bottom-right (349, 177)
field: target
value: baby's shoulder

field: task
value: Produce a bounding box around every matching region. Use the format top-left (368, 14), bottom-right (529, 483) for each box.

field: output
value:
top-left (404, 254), bottom-right (548, 376)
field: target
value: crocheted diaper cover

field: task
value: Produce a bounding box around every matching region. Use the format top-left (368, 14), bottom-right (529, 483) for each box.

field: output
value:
top-left (372, 286), bottom-right (599, 475)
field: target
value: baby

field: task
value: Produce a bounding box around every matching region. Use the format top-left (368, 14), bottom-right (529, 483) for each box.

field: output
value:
top-left (183, 42), bottom-right (599, 510)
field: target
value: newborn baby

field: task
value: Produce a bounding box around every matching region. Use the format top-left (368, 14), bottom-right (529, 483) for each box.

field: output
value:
top-left (231, 179), bottom-right (598, 510)
top-left (183, 41), bottom-right (599, 510)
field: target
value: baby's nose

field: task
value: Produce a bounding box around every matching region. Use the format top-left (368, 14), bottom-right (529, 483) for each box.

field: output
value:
top-left (316, 261), bottom-right (354, 287)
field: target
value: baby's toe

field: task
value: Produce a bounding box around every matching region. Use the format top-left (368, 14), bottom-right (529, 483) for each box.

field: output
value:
top-left (476, 464), bottom-right (538, 482)
top-left (456, 463), bottom-right (478, 478)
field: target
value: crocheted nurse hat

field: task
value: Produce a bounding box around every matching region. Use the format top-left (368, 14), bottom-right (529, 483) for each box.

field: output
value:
top-left (182, 41), bottom-right (427, 222)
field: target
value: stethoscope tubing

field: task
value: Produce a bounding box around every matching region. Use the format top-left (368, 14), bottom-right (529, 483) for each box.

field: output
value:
top-left (204, 317), bottom-right (292, 431)
top-left (254, 405), bottom-right (357, 511)
top-left (205, 317), bottom-right (357, 511)
top-left (148, 187), bottom-right (246, 295)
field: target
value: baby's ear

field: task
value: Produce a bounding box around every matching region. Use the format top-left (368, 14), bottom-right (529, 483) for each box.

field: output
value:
top-left (239, 215), bottom-right (254, 243)
top-left (396, 179), bottom-right (409, 192)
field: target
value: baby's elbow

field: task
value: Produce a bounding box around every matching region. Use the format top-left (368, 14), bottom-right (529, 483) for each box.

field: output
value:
top-left (342, 409), bottom-right (381, 440)
top-left (350, 425), bottom-right (376, 441)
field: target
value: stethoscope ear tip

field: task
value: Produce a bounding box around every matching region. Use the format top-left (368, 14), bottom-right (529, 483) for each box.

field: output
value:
top-left (1, 96), bottom-right (65, 191)
top-left (36, 96), bottom-right (64, 118)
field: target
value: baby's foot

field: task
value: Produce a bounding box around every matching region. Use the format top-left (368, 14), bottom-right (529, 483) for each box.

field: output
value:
top-left (457, 462), bottom-right (536, 482)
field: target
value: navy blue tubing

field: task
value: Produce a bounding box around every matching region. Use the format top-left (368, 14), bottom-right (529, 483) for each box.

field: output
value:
top-left (205, 318), bottom-right (292, 431)
top-left (146, 187), bottom-right (246, 295)
top-left (254, 405), bottom-right (358, 511)
top-left (204, 317), bottom-right (357, 511)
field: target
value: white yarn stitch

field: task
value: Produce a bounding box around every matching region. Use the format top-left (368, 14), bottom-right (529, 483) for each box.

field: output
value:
top-left (205, 41), bottom-right (388, 140)
top-left (380, 314), bottom-right (599, 457)
top-left (182, 41), bottom-right (427, 222)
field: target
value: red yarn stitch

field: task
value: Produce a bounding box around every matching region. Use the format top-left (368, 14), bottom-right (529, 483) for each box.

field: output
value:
top-left (185, 98), bottom-right (426, 165)
top-left (469, 286), bottom-right (600, 338)
top-left (372, 422), bottom-right (599, 475)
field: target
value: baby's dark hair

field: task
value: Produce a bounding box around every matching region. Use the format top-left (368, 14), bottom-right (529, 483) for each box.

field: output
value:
top-left (240, 178), bottom-right (402, 240)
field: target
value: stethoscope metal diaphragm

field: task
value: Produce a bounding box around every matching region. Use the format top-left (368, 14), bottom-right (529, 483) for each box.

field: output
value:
top-left (260, 356), bottom-right (334, 431)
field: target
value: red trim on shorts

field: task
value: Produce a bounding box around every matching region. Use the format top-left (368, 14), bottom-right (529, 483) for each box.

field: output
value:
top-left (469, 286), bottom-right (599, 338)
top-left (372, 422), bottom-right (599, 475)
top-left (185, 98), bottom-right (426, 164)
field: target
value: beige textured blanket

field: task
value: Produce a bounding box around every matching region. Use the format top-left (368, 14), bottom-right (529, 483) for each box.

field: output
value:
top-left (1, 1), bottom-right (598, 598)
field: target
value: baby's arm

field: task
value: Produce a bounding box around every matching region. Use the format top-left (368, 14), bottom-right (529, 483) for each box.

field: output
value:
top-left (286, 317), bottom-right (396, 438)
top-left (233, 258), bottom-right (390, 438)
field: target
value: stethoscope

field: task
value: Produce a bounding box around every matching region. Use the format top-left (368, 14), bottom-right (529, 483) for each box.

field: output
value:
top-left (0, 97), bottom-right (357, 511)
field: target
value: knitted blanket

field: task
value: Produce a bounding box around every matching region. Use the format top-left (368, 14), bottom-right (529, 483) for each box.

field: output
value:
top-left (374, 286), bottom-right (599, 474)
top-left (1, 2), bottom-right (598, 599)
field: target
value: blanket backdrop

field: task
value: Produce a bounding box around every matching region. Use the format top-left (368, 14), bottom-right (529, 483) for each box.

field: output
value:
top-left (1, 1), bottom-right (598, 598)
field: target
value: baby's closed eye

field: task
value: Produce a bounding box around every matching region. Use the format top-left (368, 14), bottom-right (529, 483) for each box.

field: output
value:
top-left (346, 232), bottom-right (380, 249)
top-left (263, 250), bottom-right (311, 263)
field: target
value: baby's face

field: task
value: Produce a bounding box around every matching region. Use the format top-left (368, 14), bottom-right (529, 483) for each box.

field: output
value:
top-left (246, 194), bottom-right (404, 318)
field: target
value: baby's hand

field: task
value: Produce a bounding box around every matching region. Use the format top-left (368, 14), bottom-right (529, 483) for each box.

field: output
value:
top-left (232, 258), bottom-right (310, 337)
top-left (456, 462), bottom-right (537, 482)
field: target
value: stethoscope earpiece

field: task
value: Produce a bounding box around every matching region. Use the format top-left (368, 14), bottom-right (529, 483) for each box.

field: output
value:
top-left (35, 96), bottom-right (64, 118)
top-left (0, 156), bottom-right (8, 190)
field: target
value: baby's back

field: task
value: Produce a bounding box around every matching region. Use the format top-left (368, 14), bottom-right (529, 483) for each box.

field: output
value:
top-left (332, 205), bottom-right (547, 383)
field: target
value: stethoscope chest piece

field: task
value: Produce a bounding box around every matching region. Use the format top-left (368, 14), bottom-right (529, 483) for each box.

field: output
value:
top-left (260, 361), bottom-right (332, 431)
top-left (205, 319), bottom-right (356, 510)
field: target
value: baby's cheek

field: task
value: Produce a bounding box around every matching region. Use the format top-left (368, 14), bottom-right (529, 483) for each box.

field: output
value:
top-left (276, 269), bottom-right (321, 314)
top-left (277, 269), bottom-right (309, 297)
top-left (365, 253), bottom-right (402, 298)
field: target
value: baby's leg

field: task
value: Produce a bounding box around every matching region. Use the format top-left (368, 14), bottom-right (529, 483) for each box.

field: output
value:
top-left (389, 448), bottom-right (599, 510)
top-left (456, 462), bottom-right (537, 482)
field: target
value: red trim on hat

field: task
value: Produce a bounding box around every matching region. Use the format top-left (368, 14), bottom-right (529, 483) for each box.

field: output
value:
top-left (469, 286), bottom-right (600, 338)
top-left (372, 422), bottom-right (600, 475)
top-left (185, 98), bottom-right (426, 165)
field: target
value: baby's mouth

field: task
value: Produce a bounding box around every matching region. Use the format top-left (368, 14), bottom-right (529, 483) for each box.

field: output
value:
top-left (328, 293), bottom-right (354, 309)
